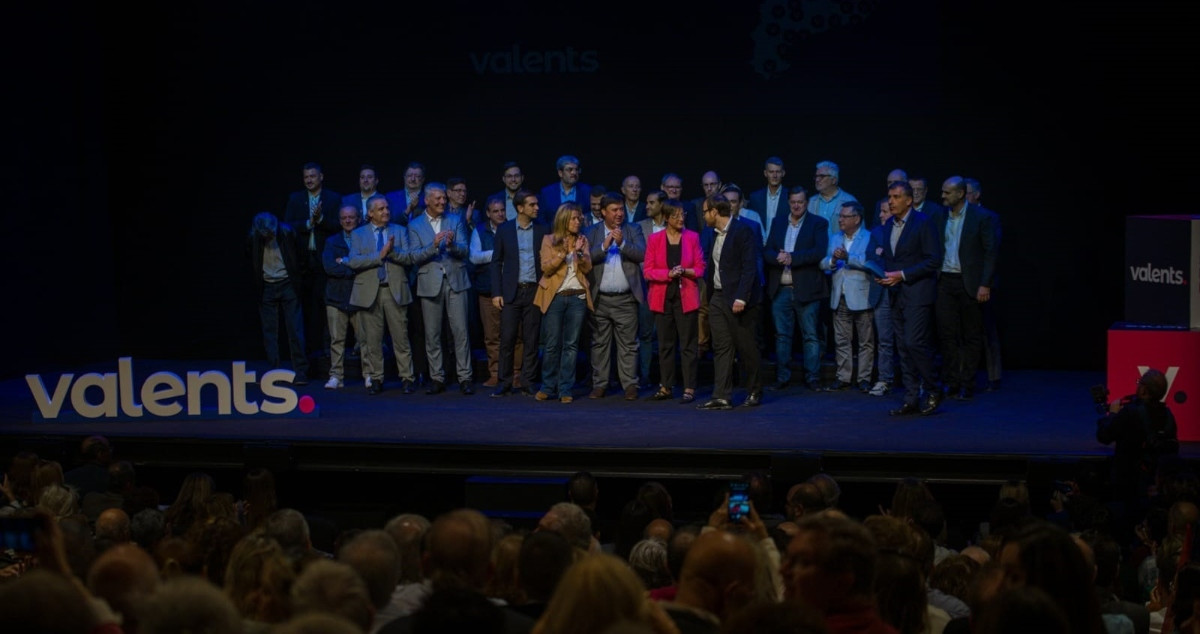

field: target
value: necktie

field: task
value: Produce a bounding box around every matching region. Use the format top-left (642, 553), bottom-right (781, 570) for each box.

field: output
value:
top-left (376, 228), bottom-right (387, 281)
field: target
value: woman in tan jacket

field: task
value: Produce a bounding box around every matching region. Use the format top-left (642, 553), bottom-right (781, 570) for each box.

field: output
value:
top-left (534, 203), bottom-right (592, 403)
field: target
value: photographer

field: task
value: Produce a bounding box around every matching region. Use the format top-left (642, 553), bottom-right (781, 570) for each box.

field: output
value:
top-left (1096, 368), bottom-right (1179, 538)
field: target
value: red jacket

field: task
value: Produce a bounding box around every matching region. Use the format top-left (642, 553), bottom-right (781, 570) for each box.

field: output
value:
top-left (644, 229), bottom-right (705, 314)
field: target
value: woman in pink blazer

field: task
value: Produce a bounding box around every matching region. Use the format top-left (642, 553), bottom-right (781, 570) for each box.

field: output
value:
top-left (643, 203), bottom-right (705, 403)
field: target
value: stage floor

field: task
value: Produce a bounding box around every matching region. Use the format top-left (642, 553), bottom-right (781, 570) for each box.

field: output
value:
top-left (0, 362), bottom-right (1140, 459)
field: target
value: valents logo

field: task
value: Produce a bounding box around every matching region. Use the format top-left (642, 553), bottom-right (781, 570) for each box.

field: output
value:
top-left (26, 358), bottom-right (317, 422)
top-left (470, 45), bottom-right (598, 75)
top-left (1129, 262), bottom-right (1187, 286)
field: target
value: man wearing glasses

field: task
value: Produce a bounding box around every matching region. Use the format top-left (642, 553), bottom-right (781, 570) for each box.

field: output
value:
top-left (808, 161), bottom-right (859, 238)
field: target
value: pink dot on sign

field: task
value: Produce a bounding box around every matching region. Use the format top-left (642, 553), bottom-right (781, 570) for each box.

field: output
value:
top-left (298, 395), bottom-right (315, 414)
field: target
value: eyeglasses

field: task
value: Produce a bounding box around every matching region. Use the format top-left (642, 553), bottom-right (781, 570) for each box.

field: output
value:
top-left (814, 174), bottom-right (833, 180)
top-left (838, 213), bottom-right (858, 218)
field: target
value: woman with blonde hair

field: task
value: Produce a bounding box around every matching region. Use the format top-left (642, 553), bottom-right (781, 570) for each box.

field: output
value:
top-left (165, 471), bottom-right (215, 537)
top-left (534, 203), bottom-right (592, 403)
top-left (224, 530), bottom-right (296, 629)
top-left (534, 553), bottom-right (679, 634)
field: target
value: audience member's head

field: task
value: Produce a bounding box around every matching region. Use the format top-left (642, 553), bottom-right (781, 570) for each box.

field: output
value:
top-left (538, 502), bottom-right (593, 551)
top-left (131, 508), bottom-right (166, 551)
top-left (96, 507), bottom-right (131, 544)
top-left (4, 451), bottom-right (38, 506)
top-left (338, 529), bottom-right (402, 611)
top-left (888, 477), bottom-right (934, 521)
top-left (628, 538), bottom-right (671, 590)
top-left (783, 514), bottom-right (876, 612)
top-left (997, 480), bottom-right (1030, 506)
top-left (864, 515), bottom-right (931, 634)
top-left (59, 515), bottom-right (97, 580)
top-left (291, 559), bottom-right (375, 632)
top-left (30, 457), bottom-right (66, 502)
top-left (675, 530), bottom-right (759, 621)
top-left (241, 468), bottom-right (277, 530)
top-left (568, 471), bottom-right (599, 510)
top-left (192, 516), bottom-right (247, 586)
top-left (0, 569), bottom-right (96, 633)
top-left (263, 508), bottom-right (313, 567)
top-left (86, 543), bottom-right (160, 632)
top-left (36, 483), bottom-right (77, 520)
top-left (929, 554), bottom-right (981, 604)
top-left (486, 533), bottom-right (526, 606)
top-left (535, 553), bottom-right (658, 634)
top-left (998, 521), bottom-right (1106, 634)
top-left (224, 531), bottom-right (295, 624)
top-left (644, 518), bottom-right (674, 543)
top-left (384, 512), bottom-right (430, 585)
top-left (807, 473), bottom-right (841, 510)
top-left (424, 509), bottom-right (493, 592)
top-left (785, 482), bottom-right (826, 521)
top-left (139, 575), bottom-right (242, 634)
top-left (666, 525), bottom-right (701, 584)
top-left (165, 471), bottom-right (215, 536)
top-left (519, 530), bottom-right (576, 606)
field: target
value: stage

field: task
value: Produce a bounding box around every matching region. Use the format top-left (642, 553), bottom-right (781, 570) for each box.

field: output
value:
top-left (0, 361), bottom-right (1166, 484)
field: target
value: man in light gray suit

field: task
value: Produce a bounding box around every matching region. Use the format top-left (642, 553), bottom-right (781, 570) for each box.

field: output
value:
top-left (819, 201), bottom-right (883, 393)
top-left (408, 183), bottom-right (474, 395)
top-left (585, 193), bottom-right (646, 400)
top-left (348, 195), bottom-right (417, 395)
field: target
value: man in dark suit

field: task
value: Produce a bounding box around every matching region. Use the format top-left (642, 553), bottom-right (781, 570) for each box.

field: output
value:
top-left (764, 188), bottom-right (829, 391)
top-left (662, 173), bottom-right (702, 234)
top-left (342, 164), bottom-right (382, 224)
top-left (698, 195), bottom-right (764, 410)
top-left (384, 161), bottom-right (426, 225)
top-left (490, 190), bottom-right (547, 397)
top-left (538, 155), bottom-right (591, 214)
top-left (585, 193), bottom-right (646, 400)
top-left (320, 205), bottom-right (362, 390)
top-left (965, 176), bottom-right (1003, 391)
top-left (878, 182), bottom-right (943, 416)
top-left (284, 162), bottom-right (341, 366)
top-left (931, 176), bottom-right (999, 400)
top-left (749, 157), bottom-right (789, 241)
top-left (910, 176), bottom-right (946, 216)
top-left (620, 175), bottom-right (646, 223)
top-left (248, 212), bottom-right (309, 384)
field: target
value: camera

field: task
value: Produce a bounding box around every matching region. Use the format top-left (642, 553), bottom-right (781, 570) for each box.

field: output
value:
top-left (1090, 384), bottom-right (1110, 415)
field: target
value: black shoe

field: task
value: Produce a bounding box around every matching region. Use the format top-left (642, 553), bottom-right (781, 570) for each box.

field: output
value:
top-left (367, 381), bottom-right (385, 396)
top-left (516, 387), bottom-right (535, 397)
top-left (767, 380), bottom-right (789, 391)
top-left (857, 380), bottom-right (872, 393)
top-left (460, 381), bottom-right (474, 395)
top-left (426, 381), bottom-right (446, 395)
top-left (954, 387), bottom-right (973, 401)
top-left (742, 392), bottom-right (762, 407)
top-left (890, 402), bottom-right (920, 416)
top-left (697, 398), bottom-right (733, 411)
top-left (402, 379), bottom-right (415, 394)
top-left (807, 380), bottom-right (822, 392)
top-left (650, 388), bottom-right (674, 401)
top-left (920, 391), bottom-right (942, 415)
top-left (825, 380), bottom-right (850, 392)
top-left (490, 385), bottom-right (512, 398)
top-left (985, 380), bottom-right (1001, 392)
top-left (292, 374), bottom-right (309, 386)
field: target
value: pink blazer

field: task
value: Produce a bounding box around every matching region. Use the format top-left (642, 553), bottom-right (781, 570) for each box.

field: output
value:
top-left (644, 229), bottom-right (705, 314)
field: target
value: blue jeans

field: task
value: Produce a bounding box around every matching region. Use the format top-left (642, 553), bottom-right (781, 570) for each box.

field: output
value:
top-left (771, 288), bottom-right (819, 384)
top-left (540, 293), bottom-right (588, 397)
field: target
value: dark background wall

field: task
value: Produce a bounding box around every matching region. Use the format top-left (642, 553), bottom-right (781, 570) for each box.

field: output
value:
top-left (5, 0), bottom-right (1192, 379)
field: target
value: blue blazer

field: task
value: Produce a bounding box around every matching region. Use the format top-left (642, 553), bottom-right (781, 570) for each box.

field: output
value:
top-left (539, 182), bottom-right (591, 215)
top-left (704, 217), bottom-right (764, 309)
top-left (764, 212), bottom-right (830, 304)
top-left (490, 220), bottom-right (549, 303)
top-left (321, 232), bottom-right (357, 311)
top-left (408, 212), bottom-right (472, 295)
top-left (881, 209), bottom-right (942, 306)
top-left (749, 186), bottom-right (789, 233)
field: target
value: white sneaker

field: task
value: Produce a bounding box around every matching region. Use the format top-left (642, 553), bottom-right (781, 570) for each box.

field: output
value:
top-left (868, 381), bottom-right (891, 397)
top-left (324, 377), bottom-right (342, 390)
top-left (364, 377), bottom-right (372, 389)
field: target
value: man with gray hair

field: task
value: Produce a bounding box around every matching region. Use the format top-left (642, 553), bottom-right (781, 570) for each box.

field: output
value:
top-left (292, 559), bottom-right (376, 632)
top-left (537, 501), bottom-right (594, 551)
top-left (264, 508), bottom-right (323, 569)
top-left (408, 182), bottom-right (474, 395)
top-left (809, 160), bottom-right (859, 238)
top-left (139, 576), bottom-right (242, 634)
top-left (247, 211), bottom-right (309, 384)
top-left (819, 201), bottom-right (883, 392)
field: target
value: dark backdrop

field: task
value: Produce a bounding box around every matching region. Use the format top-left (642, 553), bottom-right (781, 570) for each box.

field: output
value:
top-left (5, 0), bottom-right (1193, 379)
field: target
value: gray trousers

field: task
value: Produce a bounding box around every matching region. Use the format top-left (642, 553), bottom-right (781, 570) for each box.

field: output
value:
top-left (834, 302), bottom-right (875, 383)
top-left (590, 293), bottom-right (639, 390)
top-left (360, 286), bottom-right (414, 383)
top-left (325, 306), bottom-right (360, 381)
top-left (421, 278), bottom-right (472, 383)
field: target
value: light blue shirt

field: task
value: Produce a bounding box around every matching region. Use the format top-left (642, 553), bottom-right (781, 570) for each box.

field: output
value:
top-left (560, 184), bottom-right (577, 203)
top-left (516, 222), bottom-right (536, 283)
top-left (808, 189), bottom-right (858, 237)
top-left (599, 225), bottom-right (630, 293)
top-left (941, 205), bottom-right (967, 274)
top-left (505, 192), bottom-right (518, 221)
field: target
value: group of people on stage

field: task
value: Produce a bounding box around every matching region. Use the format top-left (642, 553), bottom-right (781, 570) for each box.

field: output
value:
top-left (247, 155), bottom-right (1000, 415)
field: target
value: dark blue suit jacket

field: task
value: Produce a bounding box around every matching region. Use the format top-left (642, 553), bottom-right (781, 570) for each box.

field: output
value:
top-left (490, 220), bottom-right (549, 303)
top-left (704, 217), bottom-right (764, 309)
top-left (383, 190), bottom-right (422, 226)
top-left (764, 212), bottom-right (830, 304)
top-left (881, 209), bottom-right (942, 306)
top-left (321, 232), bottom-right (357, 311)
top-left (749, 186), bottom-right (789, 232)
top-left (284, 189), bottom-right (342, 268)
top-left (538, 182), bottom-right (591, 215)
top-left (930, 202), bottom-right (999, 294)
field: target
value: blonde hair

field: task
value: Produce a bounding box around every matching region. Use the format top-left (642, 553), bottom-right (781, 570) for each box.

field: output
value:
top-left (224, 531), bottom-right (295, 623)
top-left (552, 203), bottom-right (583, 240)
top-left (534, 553), bottom-right (652, 634)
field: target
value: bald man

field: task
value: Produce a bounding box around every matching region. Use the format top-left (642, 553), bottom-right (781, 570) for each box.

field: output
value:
top-left (95, 507), bottom-right (131, 545)
top-left (87, 543), bottom-right (160, 632)
top-left (663, 531), bottom-right (759, 633)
